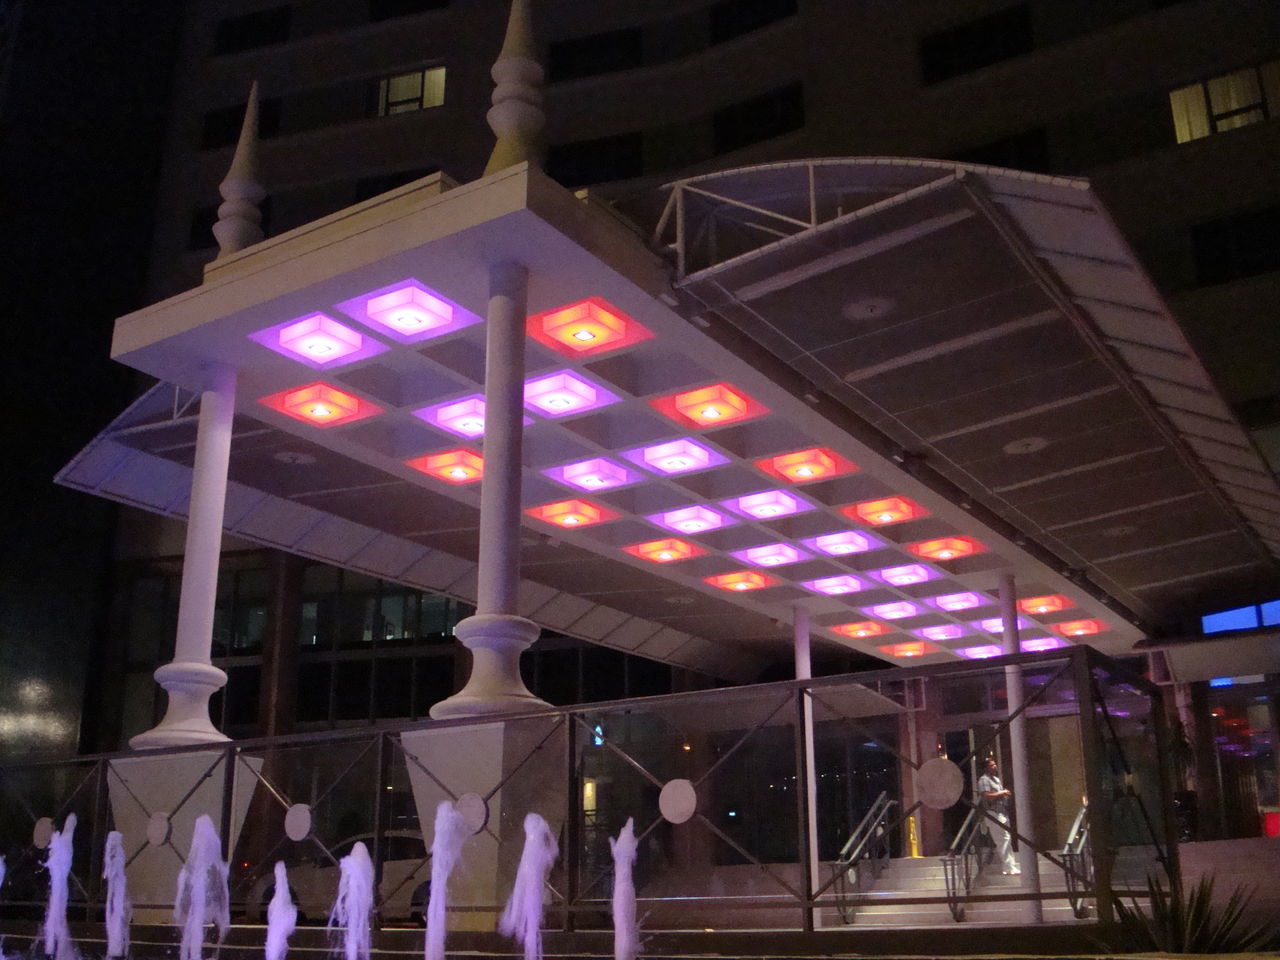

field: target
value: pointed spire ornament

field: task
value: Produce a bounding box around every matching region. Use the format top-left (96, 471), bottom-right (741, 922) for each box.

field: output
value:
top-left (212, 81), bottom-right (266, 258)
top-left (484, 0), bottom-right (545, 176)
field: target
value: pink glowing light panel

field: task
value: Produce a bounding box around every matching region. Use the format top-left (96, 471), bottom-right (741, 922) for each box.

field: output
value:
top-left (732, 543), bottom-right (808, 567)
top-left (914, 624), bottom-right (966, 642)
top-left (524, 370), bottom-right (619, 417)
top-left (930, 592), bottom-right (986, 612)
top-left (958, 644), bottom-right (1002, 659)
top-left (647, 505), bottom-right (732, 534)
top-left (864, 601), bottom-right (919, 620)
top-left (248, 313), bottom-right (387, 369)
top-left (723, 489), bottom-right (811, 520)
top-left (971, 616), bottom-right (1033, 634)
top-left (415, 395), bottom-right (488, 438)
top-left (544, 457), bottom-right (637, 491)
top-left (1021, 636), bottom-right (1066, 652)
top-left (621, 438), bottom-right (728, 475)
top-left (806, 531), bottom-right (877, 556)
top-left (336, 280), bottom-right (482, 343)
top-left (803, 575), bottom-right (864, 596)
top-left (873, 563), bottom-right (936, 586)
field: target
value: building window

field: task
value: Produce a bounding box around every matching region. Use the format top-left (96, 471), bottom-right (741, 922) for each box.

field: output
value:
top-left (918, 4), bottom-right (1033, 86)
top-left (548, 27), bottom-right (643, 83)
top-left (371, 67), bottom-right (446, 116)
top-left (948, 128), bottom-right (1049, 173)
top-left (368, 0), bottom-right (447, 22)
top-left (712, 82), bottom-right (804, 154)
top-left (1189, 203), bottom-right (1280, 286)
top-left (708, 0), bottom-right (797, 45)
top-left (547, 132), bottom-right (644, 187)
top-left (200, 97), bottom-right (281, 150)
top-left (212, 5), bottom-right (291, 56)
top-left (1169, 60), bottom-right (1280, 144)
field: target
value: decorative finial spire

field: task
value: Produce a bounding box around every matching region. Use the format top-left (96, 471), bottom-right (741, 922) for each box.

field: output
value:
top-left (483, 0), bottom-right (545, 176)
top-left (212, 81), bottom-right (266, 258)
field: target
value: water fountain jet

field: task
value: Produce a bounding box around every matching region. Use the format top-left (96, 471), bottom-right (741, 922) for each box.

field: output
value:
top-left (42, 813), bottom-right (76, 960)
top-left (265, 861), bottom-right (296, 960)
top-left (424, 801), bottom-right (468, 960)
top-left (328, 841), bottom-right (373, 960)
top-left (173, 814), bottom-right (230, 960)
top-left (498, 813), bottom-right (558, 960)
top-left (609, 818), bottom-right (639, 960)
top-left (103, 831), bottom-right (130, 958)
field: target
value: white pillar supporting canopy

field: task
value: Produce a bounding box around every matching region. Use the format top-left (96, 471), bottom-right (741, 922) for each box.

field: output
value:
top-left (431, 262), bottom-right (548, 719)
top-left (998, 573), bottom-right (1043, 920)
top-left (793, 604), bottom-right (823, 927)
top-left (131, 365), bottom-right (237, 749)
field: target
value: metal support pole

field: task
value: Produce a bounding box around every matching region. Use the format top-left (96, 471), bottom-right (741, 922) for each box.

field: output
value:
top-left (564, 715), bottom-right (580, 932)
top-left (793, 604), bottom-right (820, 929)
top-left (1074, 648), bottom-right (1114, 922)
top-left (371, 731), bottom-right (391, 929)
top-left (999, 573), bottom-right (1042, 921)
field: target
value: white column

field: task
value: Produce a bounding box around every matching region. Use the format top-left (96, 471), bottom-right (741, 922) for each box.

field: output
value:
top-left (130, 365), bottom-right (237, 748)
top-left (794, 605), bottom-right (822, 927)
top-left (998, 573), bottom-right (1043, 920)
top-left (431, 262), bottom-right (548, 719)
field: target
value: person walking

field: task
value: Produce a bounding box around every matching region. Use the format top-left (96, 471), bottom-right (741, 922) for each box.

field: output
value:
top-left (977, 757), bottom-right (1020, 875)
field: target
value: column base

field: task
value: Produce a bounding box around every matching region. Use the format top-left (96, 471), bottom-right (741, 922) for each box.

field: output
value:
top-left (129, 661), bottom-right (230, 749)
top-left (430, 614), bottom-right (550, 719)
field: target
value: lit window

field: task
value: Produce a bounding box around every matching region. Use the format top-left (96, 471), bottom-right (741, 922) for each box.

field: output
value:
top-left (374, 67), bottom-right (446, 116)
top-left (1169, 60), bottom-right (1280, 144)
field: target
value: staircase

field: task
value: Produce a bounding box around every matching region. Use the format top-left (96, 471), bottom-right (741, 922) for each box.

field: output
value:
top-left (826, 853), bottom-right (1091, 926)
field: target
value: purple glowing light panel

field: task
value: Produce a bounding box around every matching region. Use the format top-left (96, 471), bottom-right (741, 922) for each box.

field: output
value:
top-left (971, 616), bottom-right (1034, 634)
top-left (544, 457), bottom-right (637, 492)
top-left (864, 601), bottom-right (919, 620)
top-left (336, 279), bottom-right (482, 343)
top-left (723, 489), bottom-right (812, 520)
top-left (622, 438), bottom-right (728, 475)
top-left (415, 394), bottom-right (487, 438)
top-left (1021, 636), bottom-right (1066, 652)
top-left (524, 370), bottom-right (619, 417)
top-left (732, 543), bottom-right (808, 567)
top-left (803, 575), bottom-right (864, 596)
top-left (930, 592), bottom-right (986, 612)
top-left (806, 531), bottom-right (876, 556)
top-left (958, 644), bottom-right (1002, 659)
top-left (248, 313), bottom-right (388, 369)
top-left (873, 563), bottom-right (936, 587)
top-left (915, 624), bottom-right (965, 642)
top-left (648, 504), bottom-right (732, 534)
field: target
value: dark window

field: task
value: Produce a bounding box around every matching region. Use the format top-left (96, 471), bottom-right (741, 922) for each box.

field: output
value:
top-left (949, 128), bottom-right (1049, 173)
top-left (369, 0), bottom-right (447, 22)
top-left (548, 28), bottom-right (643, 82)
top-left (414, 657), bottom-right (455, 715)
top-left (200, 97), bottom-right (281, 150)
top-left (213, 6), bottom-right (291, 56)
top-left (918, 4), bottom-right (1033, 85)
top-left (546, 131), bottom-right (644, 187)
top-left (223, 666), bottom-right (261, 727)
top-left (374, 657), bottom-right (414, 718)
top-left (333, 660), bottom-right (372, 720)
top-left (354, 167), bottom-right (439, 202)
top-left (712, 82), bottom-right (804, 154)
top-left (297, 661), bottom-right (332, 722)
top-left (1190, 204), bottom-right (1280, 286)
top-left (708, 0), bottom-right (797, 44)
top-left (582, 647), bottom-right (627, 703)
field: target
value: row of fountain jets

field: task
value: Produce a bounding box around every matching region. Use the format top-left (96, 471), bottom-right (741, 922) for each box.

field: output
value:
top-left (32, 805), bottom-right (640, 960)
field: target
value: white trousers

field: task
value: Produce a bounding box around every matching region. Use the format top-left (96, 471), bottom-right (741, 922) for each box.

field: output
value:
top-left (991, 811), bottom-right (1018, 873)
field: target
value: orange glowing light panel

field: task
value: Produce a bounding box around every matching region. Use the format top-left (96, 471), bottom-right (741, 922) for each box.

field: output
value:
top-left (756, 447), bottom-right (858, 483)
top-left (406, 448), bottom-right (483, 484)
top-left (1018, 594), bottom-right (1072, 615)
top-left (705, 570), bottom-right (777, 592)
top-left (625, 538), bottom-right (704, 563)
top-left (879, 641), bottom-right (936, 659)
top-left (844, 496), bottom-right (927, 526)
top-left (527, 297), bottom-right (652, 357)
top-left (832, 621), bottom-right (889, 639)
top-left (260, 382), bottom-right (380, 428)
top-left (651, 382), bottom-right (767, 428)
top-left (909, 537), bottom-right (983, 561)
top-left (525, 499), bottom-right (618, 528)
top-left (1054, 619), bottom-right (1104, 637)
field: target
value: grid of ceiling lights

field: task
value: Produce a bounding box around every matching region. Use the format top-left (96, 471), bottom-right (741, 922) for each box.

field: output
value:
top-left (249, 281), bottom-right (1108, 660)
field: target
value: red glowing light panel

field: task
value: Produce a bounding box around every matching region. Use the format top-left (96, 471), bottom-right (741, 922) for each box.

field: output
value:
top-left (832, 621), bottom-right (889, 639)
top-left (908, 537), bottom-right (983, 561)
top-left (705, 570), bottom-right (778, 592)
top-left (843, 496), bottom-right (928, 526)
top-left (525, 499), bottom-right (619, 528)
top-left (879, 641), bottom-right (937, 659)
top-left (624, 539), bottom-right (705, 563)
top-left (755, 447), bottom-right (858, 483)
top-left (406, 448), bottom-right (483, 484)
top-left (527, 297), bottom-right (653, 357)
top-left (1018, 594), bottom-right (1073, 615)
top-left (1054, 619), bottom-right (1105, 637)
top-left (651, 383), bottom-right (768, 428)
top-left (259, 382), bottom-right (381, 428)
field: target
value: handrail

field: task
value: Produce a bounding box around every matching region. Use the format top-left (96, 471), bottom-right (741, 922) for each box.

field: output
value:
top-left (832, 791), bottom-right (897, 922)
top-left (1060, 801), bottom-right (1093, 918)
top-left (941, 804), bottom-right (988, 921)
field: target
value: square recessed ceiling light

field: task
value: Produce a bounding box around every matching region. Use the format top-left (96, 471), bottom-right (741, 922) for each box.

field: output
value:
top-left (248, 313), bottom-right (388, 369)
top-left (527, 296), bottom-right (653, 357)
top-left (258, 382), bottom-right (381, 428)
top-left (622, 438), bottom-right (728, 475)
top-left (336, 279), bottom-right (482, 343)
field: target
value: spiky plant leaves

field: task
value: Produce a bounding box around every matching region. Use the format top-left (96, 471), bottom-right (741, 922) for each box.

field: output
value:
top-left (1112, 874), bottom-right (1277, 953)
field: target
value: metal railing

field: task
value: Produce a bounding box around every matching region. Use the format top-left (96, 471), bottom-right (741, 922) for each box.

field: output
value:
top-left (831, 791), bottom-right (896, 922)
top-left (941, 804), bottom-right (990, 921)
top-left (1061, 802), bottom-right (1092, 918)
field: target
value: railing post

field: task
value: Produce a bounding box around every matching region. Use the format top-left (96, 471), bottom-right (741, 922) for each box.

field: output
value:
top-left (87, 758), bottom-right (111, 918)
top-left (371, 731), bottom-right (391, 930)
top-left (1073, 648), bottom-right (1114, 923)
top-left (220, 743), bottom-right (236, 863)
top-left (793, 687), bottom-right (815, 932)
top-left (564, 714), bottom-right (579, 932)
top-left (1151, 687), bottom-right (1182, 888)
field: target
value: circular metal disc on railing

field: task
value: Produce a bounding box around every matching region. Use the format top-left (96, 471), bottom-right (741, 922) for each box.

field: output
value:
top-left (917, 757), bottom-right (964, 809)
top-left (659, 778), bottom-right (697, 824)
top-left (284, 802), bottom-right (312, 841)
top-left (146, 811), bottom-right (171, 846)
top-left (32, 817), bottom-right (54, 849)
top-left (456, 792), bottom-right (489, 834)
